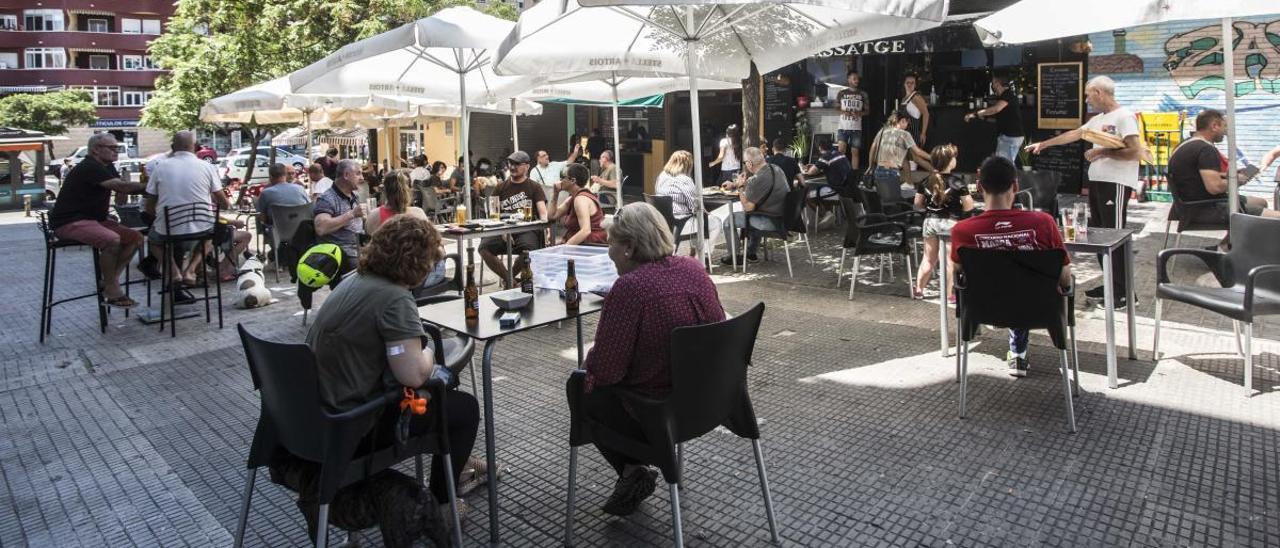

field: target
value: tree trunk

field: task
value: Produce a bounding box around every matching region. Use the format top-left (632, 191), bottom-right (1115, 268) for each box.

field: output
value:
top-left (242, 126), bottom-right (262, 185)
top-left (741, 61), bottom-right (762, 149)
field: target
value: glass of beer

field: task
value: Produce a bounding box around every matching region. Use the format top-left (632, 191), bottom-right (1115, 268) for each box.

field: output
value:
top-left (455, 204), bottom-right (468, 224)
top-left (1060, 207), bottom-right (1076, 241)
top-left (521, 203), bottom-right (532, 220)
top-left (488, 196), bottom-right (501, 220)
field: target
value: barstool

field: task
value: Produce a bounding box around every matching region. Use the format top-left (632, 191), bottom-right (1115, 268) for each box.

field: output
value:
top-left (36, 212), bottom-right (107, 344)
top-left (155, 203), bottom-right (224, 337)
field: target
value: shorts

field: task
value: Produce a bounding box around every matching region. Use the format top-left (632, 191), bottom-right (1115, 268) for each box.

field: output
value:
top-left (480, 231), bottom-right (542, 257)
top-left (1182, 196), bottom-right (1264, 226)
top-left (837, 129), bottom-right (862, 149)
top-left (53, 219), bottom-right (144, 250)
top-left (922, 216), bottom-right (956, 238)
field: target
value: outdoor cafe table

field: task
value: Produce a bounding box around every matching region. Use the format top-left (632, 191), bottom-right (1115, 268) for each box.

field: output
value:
top-left (937, 226), bottom-right (1139, 389)
top-left (701, 190), bottom-right (741, 270)
top-left (419, 288), bottom-right (605, 545)
top-left (438, 220), bottom-right (549, 289)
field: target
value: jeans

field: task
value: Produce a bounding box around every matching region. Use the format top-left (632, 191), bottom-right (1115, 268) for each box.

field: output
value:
top-left (421, 259), bottom-right (447, 288)
top-left (1009, 329), bottom-right (1029, 356)
top-left (996, 135), bottom-right (1024, 164)
top-left (725, 211), bottom-right (782, 256)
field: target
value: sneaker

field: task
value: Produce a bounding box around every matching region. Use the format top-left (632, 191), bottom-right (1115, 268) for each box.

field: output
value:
top-left (1084, 286), bottom-right (1105, 299)
top-left (601, 466), bottom-right (658, 516)
top-left (1007, 352), bottom-right (1029, 377)
top-left (1094, 295), bottom-right (1138, 310)
top-left (745, 254), bottom-right (760, 264)
top-left (719, 254), bottom-right (746, 266)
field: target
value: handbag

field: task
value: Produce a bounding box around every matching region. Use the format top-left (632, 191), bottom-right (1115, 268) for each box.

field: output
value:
top-left (861, 128), bottom-right (887, 187)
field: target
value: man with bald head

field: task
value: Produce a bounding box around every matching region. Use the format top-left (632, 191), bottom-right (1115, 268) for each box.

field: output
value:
top-left (146, 130), bottom-right (230, 293)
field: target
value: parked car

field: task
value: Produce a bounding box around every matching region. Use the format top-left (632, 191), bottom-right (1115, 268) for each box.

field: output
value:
top-left (227, 146), bottom-right (308, 169)
top-left (196, 144), bottom-right (218, 163)
top-left (218, 155), bottom-right (272, 186)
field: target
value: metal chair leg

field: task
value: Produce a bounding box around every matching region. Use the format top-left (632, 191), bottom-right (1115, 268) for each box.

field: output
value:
top-left (751, 439), bottom-right (781, 544)
top-left (676, 443), bottom-right (684, 489)
top-left (668, 482), bottom-right (684, 548)
top-left (958, 340), bottom-right (969, 417)
top-left (443, 453), bottom-right (463, 548)
top-left (39, 247), bottom-right (52, 343)
top-left (564, 446), bottom-right (579, 547)
top-left (904, 251), bottom-right (915, 296)
top-left (1152, 297), bottom-right (1163, 361)
top-left (1069, 324), bottom-right (1081, 397)
top-left (1060, 349), bottom-right (1077, 433)
top-left (1232, 320), bottom-right (1245, 357)
top-left (836, 248), bottom-right (846, 287)
top-left (1244, 322), bottom-right (1254, 395)
top-left (848, 256), bottom-right (860, 300)
top-left (233, 468), bottom-right (256, 548)
top-left (315, 503), bottom-right (329, 548)
top-left (782, 241), bottom-right (793, 278)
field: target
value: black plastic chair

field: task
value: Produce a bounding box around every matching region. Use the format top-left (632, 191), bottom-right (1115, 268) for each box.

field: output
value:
top-left (156, 202), bottom-right (223, 337)
top-left (35, 212), bottom-right (106, 343)
top-left (562, 302), bottom-right (779, 547)
top-left (233, 324), bottom-right (465, 548)
top-left (837, 196), bottom-right (915, 299)
top-left (268, 203), bottom-right (315, 283)
top-left (742, 186), bottom-right (812, 277)
top-left (954, 248), bottom-right (1079, 432)
top-left (1016, 170), bottom-right (1062, 214)
top-left (1154, 213), bottom-right (1280, 395)
top-left (412, 253), bottom-right (463, 299)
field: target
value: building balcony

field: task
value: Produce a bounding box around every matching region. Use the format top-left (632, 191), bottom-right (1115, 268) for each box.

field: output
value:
top-left (0, 0), bottom-right (175, 16)
top-left (0, 30), bottom-right (153, 51)
top-left (0, 68), bottom-right (164, 88)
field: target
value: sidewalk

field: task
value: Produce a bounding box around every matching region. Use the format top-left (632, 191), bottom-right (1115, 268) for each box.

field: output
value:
top-left (0, 207), bottom-right (1277, 547)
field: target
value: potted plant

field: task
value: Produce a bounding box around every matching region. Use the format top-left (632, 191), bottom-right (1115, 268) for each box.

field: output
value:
top-left (1017, 146), bottom-right (1034, 171)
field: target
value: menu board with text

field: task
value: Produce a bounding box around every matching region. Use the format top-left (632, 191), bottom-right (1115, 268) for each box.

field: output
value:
top-left (1037, 62), bottom-right (1083, 130)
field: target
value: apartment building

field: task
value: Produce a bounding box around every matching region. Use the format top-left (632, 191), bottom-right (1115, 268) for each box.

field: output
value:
top-left (0, 1), bottom-right (174, 158)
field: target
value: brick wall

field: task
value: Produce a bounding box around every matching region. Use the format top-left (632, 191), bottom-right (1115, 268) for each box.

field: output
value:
top-left (1088, 15), bottom-right (1280, 197)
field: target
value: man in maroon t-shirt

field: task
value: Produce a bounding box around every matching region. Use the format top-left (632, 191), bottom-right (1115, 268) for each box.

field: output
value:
top-left (951, 156), bottom-right (1072, 377)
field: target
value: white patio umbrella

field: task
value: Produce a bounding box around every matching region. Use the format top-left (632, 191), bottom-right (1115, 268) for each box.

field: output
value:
top-left (497, 0), bottom-right (948, 262)
top-left (975, 0), bottom-right (1279, 214)
top-left (287, 7), bottom-right (545, 222)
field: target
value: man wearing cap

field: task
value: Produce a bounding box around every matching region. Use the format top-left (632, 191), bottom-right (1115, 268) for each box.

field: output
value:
top-left (478, 151), bottom-right (548, 287)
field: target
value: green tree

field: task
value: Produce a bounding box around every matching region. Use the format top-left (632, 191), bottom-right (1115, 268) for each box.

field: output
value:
top-left (0, 90), bottom-right (97, 135)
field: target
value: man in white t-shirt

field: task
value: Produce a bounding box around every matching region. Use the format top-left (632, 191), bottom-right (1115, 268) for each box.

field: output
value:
top-left (308, 163), bottom-right (333, 199)
top-left (836, 70), bottom-right (870, 170)
top-left (1026, 75), bottom-right (1143, 308)
top-left (530, 146), bottom-right (581, 203)
top-left (145, 130), bottom-right (232, 288)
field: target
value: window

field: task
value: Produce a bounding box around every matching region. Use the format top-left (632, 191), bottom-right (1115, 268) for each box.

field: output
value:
top-left (24, 48), bottom-right (66, 69)
top-left (122, 18), bottom-right (140, 34)
top-left (70, 85), bottom-right (120, 106)
top-left (0, 53), bottom-right (17, 70)
top-left (0, 15), bottom-right (17, 31)
top-left (143, 56), bottom-right (157, 69)
top-left (123, 55), bottom-right (142, 70)
top-left (23, 9), bottom-right (64, 31)
top-left (89, 55), bottom-right (109, 70)
top-left (142, 19), bottom-right (161, 35)
top-left (123, 91), bottom-right (147, 107)
top-left (87, 18), bottom-right (108, 33)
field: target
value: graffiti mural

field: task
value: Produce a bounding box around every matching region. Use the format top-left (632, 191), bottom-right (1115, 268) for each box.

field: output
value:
top-left (1162, 19), bottom-right (1280, 99)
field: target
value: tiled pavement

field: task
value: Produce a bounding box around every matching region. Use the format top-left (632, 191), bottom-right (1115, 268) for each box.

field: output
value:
top-left (1, 202), bottom-right (1278, 547)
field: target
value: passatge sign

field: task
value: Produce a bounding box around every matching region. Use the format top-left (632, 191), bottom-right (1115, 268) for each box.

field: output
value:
top-left (812, 39), bottom-right (911, 57)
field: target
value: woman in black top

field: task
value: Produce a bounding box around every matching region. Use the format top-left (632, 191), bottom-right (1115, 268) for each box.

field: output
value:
top-left (912, 144), bottom-right (974, 300)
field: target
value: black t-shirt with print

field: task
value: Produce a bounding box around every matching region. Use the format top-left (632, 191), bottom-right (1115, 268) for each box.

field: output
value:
top-left (495, 178), bottom-right (548, 219)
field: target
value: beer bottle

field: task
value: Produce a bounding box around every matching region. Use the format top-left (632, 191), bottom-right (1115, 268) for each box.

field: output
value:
top-left (464, 249), bottom-right (479, 322)
top-left (564, 259), bottom-right (580, 312)
top-left (517, 251), bottom-right (535, 294)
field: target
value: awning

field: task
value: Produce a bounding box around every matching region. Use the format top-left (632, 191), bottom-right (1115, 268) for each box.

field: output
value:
top-left (0, 85), bottom-right (63, 93)
top-left (68, 9), bottom-right (116, 17)
top-left (539, 95), bottom-right (664, 108)
top-left (271, 127), bottom-right (308, 146)
top-left (320, 128), bottom-right (367, 148)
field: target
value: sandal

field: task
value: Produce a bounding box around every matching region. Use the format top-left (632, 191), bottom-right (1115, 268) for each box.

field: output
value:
top-left (457, 456), bottom-right (497, 497)
top-left (104, 295), bottom-right (139, 309)
top-left (911, 287), bottom-right (924, 300)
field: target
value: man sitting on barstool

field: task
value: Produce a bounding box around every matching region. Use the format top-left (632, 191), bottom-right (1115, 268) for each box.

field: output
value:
top-left (47, 133), bottom-right (147, 308)
top-left (145, 130), bottom-right (230, 300)
top-left (1166, 108), bottom-right (1280, 251)
top-left (950, 155), bottom-right (1072, 378)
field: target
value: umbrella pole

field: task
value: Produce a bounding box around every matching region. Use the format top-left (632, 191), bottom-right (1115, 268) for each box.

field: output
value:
top-left (511, 98), bottom-right (520, 151)
top-left (1223, 17), bottom-right (1239, 214)
top-left (305, 108), bottom-right (313, 162)
top-left (611, 73), bottom-right (624, 208)
top-left (459, 70), bottom-right (472, 223)
top-left (686, 15), bottom-right (708, 264)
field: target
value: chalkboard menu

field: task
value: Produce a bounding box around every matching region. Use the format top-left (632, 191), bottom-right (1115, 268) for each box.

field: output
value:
top-left (1037, 62), bottom-right (1083, 130)
top-left (762, 77), bottom-right (793, 144)
top-left (1031, 140), bottom-right (1085, 194)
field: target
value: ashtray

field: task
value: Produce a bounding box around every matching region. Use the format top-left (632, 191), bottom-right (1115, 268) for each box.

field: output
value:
top-left (489, 290), bottom-right (533, 310)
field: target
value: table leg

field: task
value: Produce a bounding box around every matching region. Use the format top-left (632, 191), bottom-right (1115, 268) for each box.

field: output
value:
top-left (1103, 251), bottom-right (1118, 389)
top-left (481, 338), bottom-right (501, 544)
top-left (456, 238), bottom-right (465, 296)
top-left (1126, 239), bottom-right (1137, 360)
top-left (938, 239), bottom-right (950, 358)
top-left (729, 206), bottom-right (738, 271)
top-left (505, 236), bottom-right (513, 288)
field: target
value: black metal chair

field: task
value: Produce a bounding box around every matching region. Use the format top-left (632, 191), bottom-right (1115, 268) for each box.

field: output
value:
top-left (1154, 213), bottom-right (1280, 395)
top-left (954, 248), bottom-right (1079, 432)
top-left (233, 324), bottom-right (465, 548)
top-left (742, 186), bottom-right (812, 277)
top-left (837, 196), bottom-right (914, 299)
top-left (36, 212), bottom-right (107, 344)
top-left (563, 303), bottom-right (779, 547)
top-left (268, 203), bottom-right (316, 283)
top-left (155, 202), bottom-right (223, 337)
top-left (112, 203), bottom-right (153, 311)
top-left (1161, 178), bottom-right (1231, 256)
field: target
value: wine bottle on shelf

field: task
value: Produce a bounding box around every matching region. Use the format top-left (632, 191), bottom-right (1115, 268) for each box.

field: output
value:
top-left (564, 259), bottom-right (580, 313)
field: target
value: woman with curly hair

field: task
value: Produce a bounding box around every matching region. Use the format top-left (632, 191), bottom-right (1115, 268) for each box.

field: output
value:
top-left (297, 215), bottom-right (480, 544)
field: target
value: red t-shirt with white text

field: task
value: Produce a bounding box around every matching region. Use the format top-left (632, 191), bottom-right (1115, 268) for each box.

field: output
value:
top-left (949, 208), bottom-right (1069, 265)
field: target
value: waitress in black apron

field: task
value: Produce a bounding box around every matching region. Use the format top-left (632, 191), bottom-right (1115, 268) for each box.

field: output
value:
top-left (899, 72), bottom-right (930, 148)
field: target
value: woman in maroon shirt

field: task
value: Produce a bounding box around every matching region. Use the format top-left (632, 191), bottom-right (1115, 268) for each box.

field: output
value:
top-left (547, 163), bottom-right (607, 245)
top-left (574, 202), bottom-right (725, 516)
